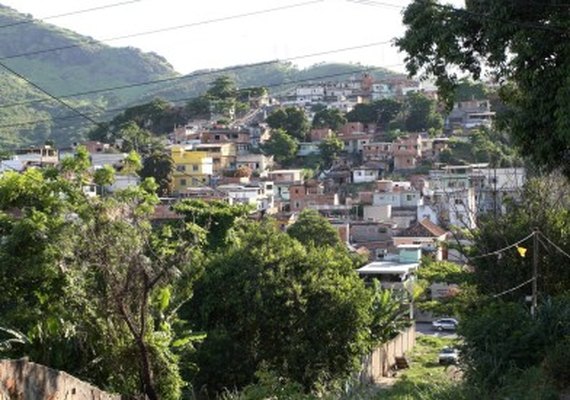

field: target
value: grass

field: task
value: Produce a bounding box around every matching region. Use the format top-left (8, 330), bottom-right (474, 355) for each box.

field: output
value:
top-left (375, 335), bottom-right (462, 400)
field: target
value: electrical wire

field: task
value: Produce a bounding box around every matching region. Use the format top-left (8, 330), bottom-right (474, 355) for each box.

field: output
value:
top-left (469, 231), bottom-right (535, 260)
top-left (0, 64), bottom-right (401, 130)
top-left (538, 231), bottom-right (570, 259)
top-left (0, 0), bottom-right (323, 61)
top-left (347, 0), bottom-right (569, 34)
top-left (0, 60), bottom-right (102, 127)
top-left (492, 277), bottom-right (535, 298)
top-left (0, 0), bottom-right (143, 30)
top-left (0, 40), bottom-right (394, 109)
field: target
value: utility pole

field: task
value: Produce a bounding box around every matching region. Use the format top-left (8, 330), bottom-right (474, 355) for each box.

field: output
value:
top-left (531, 228), bottom-right (539, 318)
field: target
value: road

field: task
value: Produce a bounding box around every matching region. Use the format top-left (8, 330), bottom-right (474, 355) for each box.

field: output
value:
top-left (415, 321), bottom-right (458, 339)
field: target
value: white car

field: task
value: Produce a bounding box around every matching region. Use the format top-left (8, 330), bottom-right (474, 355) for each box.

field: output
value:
top-left (438, 347), bottom-right (459, 365)
top-left (432, 318), bottom-right (458, 331)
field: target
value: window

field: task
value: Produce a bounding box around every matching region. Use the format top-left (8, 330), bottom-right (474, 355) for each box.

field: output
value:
top-left (176, 165), bottom-right (185, 172)
top-left (180, 179), bottom-right (187, 186)
top-left (192, 165), bottom-right (199, 172)
top-left (214, 135), bottom-right (220, 140)
top-left (406, 194), bottom-right (412, 201)
top-left (294, 201), bottom-right (300, 209)
top-left (454, 199), bottom-right (463, 205)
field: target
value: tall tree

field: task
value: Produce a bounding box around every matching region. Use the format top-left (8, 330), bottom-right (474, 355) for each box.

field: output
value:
top-left (287, 209), bottom-right (342, 248)
top-left (261, 129), bottom-right (299, 166)
top-left (206, 75), bottom-right (237, 100)
top-left (396, 0), bottom-right (570, 177)
top-left (140, 151), bottom-right (175, 196)
top-left (190, 220), bottom-right (373, 392)
top-left (399, 92), bottom-right (443, 133)
top-left (312, 108), bottom-right (347, 131)
top-left (266, 107), bottom-right (310, 141)
top-left (318, 135), bottom-right (344, 169)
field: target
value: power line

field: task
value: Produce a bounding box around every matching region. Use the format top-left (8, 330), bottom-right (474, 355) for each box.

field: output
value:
top-left (469, 231), bottom-right (535, 260)
top-left (0, 40), bottom-right (394, 109)
top-left (538, 231), bottom-right (570, 259)
top-left (0, 60), bottom-right (102, 127)
top-left (492, 277), bottom-right (535, 299)
top-left (345, 0), bottom-right (405, 10)
top-left (0, 64), bottom-right (400, 130)
top-left (0, 0), bottom-right (143, 30)
top-left (349, 0), bottom-right (569, 34)
top-left (0, 0), bottom-right (323, 62)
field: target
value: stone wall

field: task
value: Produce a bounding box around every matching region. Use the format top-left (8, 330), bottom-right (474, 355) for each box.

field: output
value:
top-left (0, 359), bottom-right (121, 400)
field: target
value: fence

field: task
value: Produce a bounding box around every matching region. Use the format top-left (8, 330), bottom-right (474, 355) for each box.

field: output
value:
top-left (360, 323), bottom-right (416, 384)
top-left (0, 358), bottom-right (120, 400)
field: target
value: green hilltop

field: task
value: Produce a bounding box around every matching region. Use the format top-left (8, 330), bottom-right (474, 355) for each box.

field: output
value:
top-left (0, 3), bottom-right (403, 148)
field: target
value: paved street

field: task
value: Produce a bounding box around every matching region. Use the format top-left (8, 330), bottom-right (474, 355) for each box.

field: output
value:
top-left (415, 321), bottom-right (458, 339)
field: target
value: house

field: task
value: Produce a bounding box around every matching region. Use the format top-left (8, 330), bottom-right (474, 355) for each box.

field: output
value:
top-left (309, 128), bottom-right (333, 142)
top-left (171, 146), bottom-right (213, 194)
top-left (349, 221), bottom-right (394, 260)
top-left (470, 166), bottom-right (526, 215)
top-left (421, 165), bottom-right (478, 229)
top-left (446, 99), bottom-right (495, 131)
top-left (352, 162), bottom-right (383, 184)
top-left (393, 218), bottom-right (447, 261)
top-left (217, 181), bottom-right (274, 211)
top-left (393, 134), bottom-right (422, 170)
top-left (357, 245), bottom-right (421, 295)
top-left (194, 143), bottom-right (236, 174)
top-left (289, 181), bottom-right (339, 212)
top-left (235, 154), bottom-right (273, 173)
top-left (341, 133), bottom-right (372, 154)
top-left (14, 145), bottom-right (58, 167)
top-left (362, 142), bottom-right (393, 163)
top-left (267, 169), bottom-right (304, 184)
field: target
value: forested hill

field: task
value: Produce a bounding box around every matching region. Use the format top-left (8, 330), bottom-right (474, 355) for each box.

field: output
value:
top-left (0, 3), bottom-right (403, 148)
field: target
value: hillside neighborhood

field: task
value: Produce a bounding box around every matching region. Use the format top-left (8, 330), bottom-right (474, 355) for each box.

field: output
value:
top-left (0, 1), bottom-right (569, 399)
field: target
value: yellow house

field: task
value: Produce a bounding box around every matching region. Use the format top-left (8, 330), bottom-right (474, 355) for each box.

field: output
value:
top-left (194, 143), bottom-right (237, 174)
top-left (171, 146), bottom-right (213, 194)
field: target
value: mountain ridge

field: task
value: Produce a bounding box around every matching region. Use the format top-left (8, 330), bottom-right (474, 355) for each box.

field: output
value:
top-left (0, 3), bottom-right (405, 148)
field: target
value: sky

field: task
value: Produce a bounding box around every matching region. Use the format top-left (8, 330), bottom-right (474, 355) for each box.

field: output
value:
top-left (1, 0), bottom-right (463, 75)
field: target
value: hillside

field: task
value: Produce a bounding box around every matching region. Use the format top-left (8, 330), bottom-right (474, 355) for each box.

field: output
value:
top-left (0, 3), bottom-right (404, 148)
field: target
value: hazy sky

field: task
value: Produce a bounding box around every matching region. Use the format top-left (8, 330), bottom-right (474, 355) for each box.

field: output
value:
top-left (1, 0), bottom-right (463, 74)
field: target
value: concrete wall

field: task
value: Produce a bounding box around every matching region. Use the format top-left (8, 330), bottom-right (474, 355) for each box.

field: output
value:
top-left (360, 324), bottom-right (416, 383)
top-left (0, 359), bottom-right (120, 400)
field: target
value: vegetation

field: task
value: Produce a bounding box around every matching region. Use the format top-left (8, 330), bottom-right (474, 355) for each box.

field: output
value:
top-left (261, 129), bottom-right (299, 166)
top-left (266, 107), bottom-right (310, 141)
top-left (397, 0), bottom-right (570, 178)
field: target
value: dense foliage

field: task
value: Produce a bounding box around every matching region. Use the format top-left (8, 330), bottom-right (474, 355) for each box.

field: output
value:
top-left (397, 0), bottom-right (570, 178)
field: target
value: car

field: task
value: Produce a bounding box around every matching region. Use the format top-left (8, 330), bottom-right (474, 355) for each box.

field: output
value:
top-left (438, 347), bottom-right (459, 365)
top-left (432, 318), bottom-right (458, 331)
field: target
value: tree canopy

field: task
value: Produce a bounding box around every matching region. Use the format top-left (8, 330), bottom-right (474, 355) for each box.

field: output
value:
top-left (261, 129), bottom-right (299, 166)
top-left (266, 107), bottom-right (310, 141)
top-left (397, 0), bottom-right (570, 177)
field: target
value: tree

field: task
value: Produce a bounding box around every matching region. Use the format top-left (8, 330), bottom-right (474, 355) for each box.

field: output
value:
top-left (206, 75), bottom-right (237, 100)
top-left (185, 96), bottom-right (211, 120)
top-left (396, 0), bottom-right (570, 178)
top-left (469, 176), bottom-right (570, 299)
top-left (345, 99), bottom-right (402, 130)
top-left (312, 108), bottom-right (346, 131)
top-left (287, 209), bottom-right (342, 248)
top-left (266, 107), bottom-right (310, 141)
top-left (318, 135), bottom-right (344, 169)
top-left (190, 220), bottom-right (373, 392)
top-left (261, 129), bottom-right (299, 166)
top-left (0, 166), bottom-right (199, 400)
top-left (400, 92), bottom-right (443, 133)
top-left (140, 151), bottom-right (174, 196)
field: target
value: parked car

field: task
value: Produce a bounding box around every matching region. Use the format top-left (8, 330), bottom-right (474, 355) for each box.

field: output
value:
top-left (438, 347), bottom-right (459, 365)
top-left (432, 318), bottom-right (458, 331)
